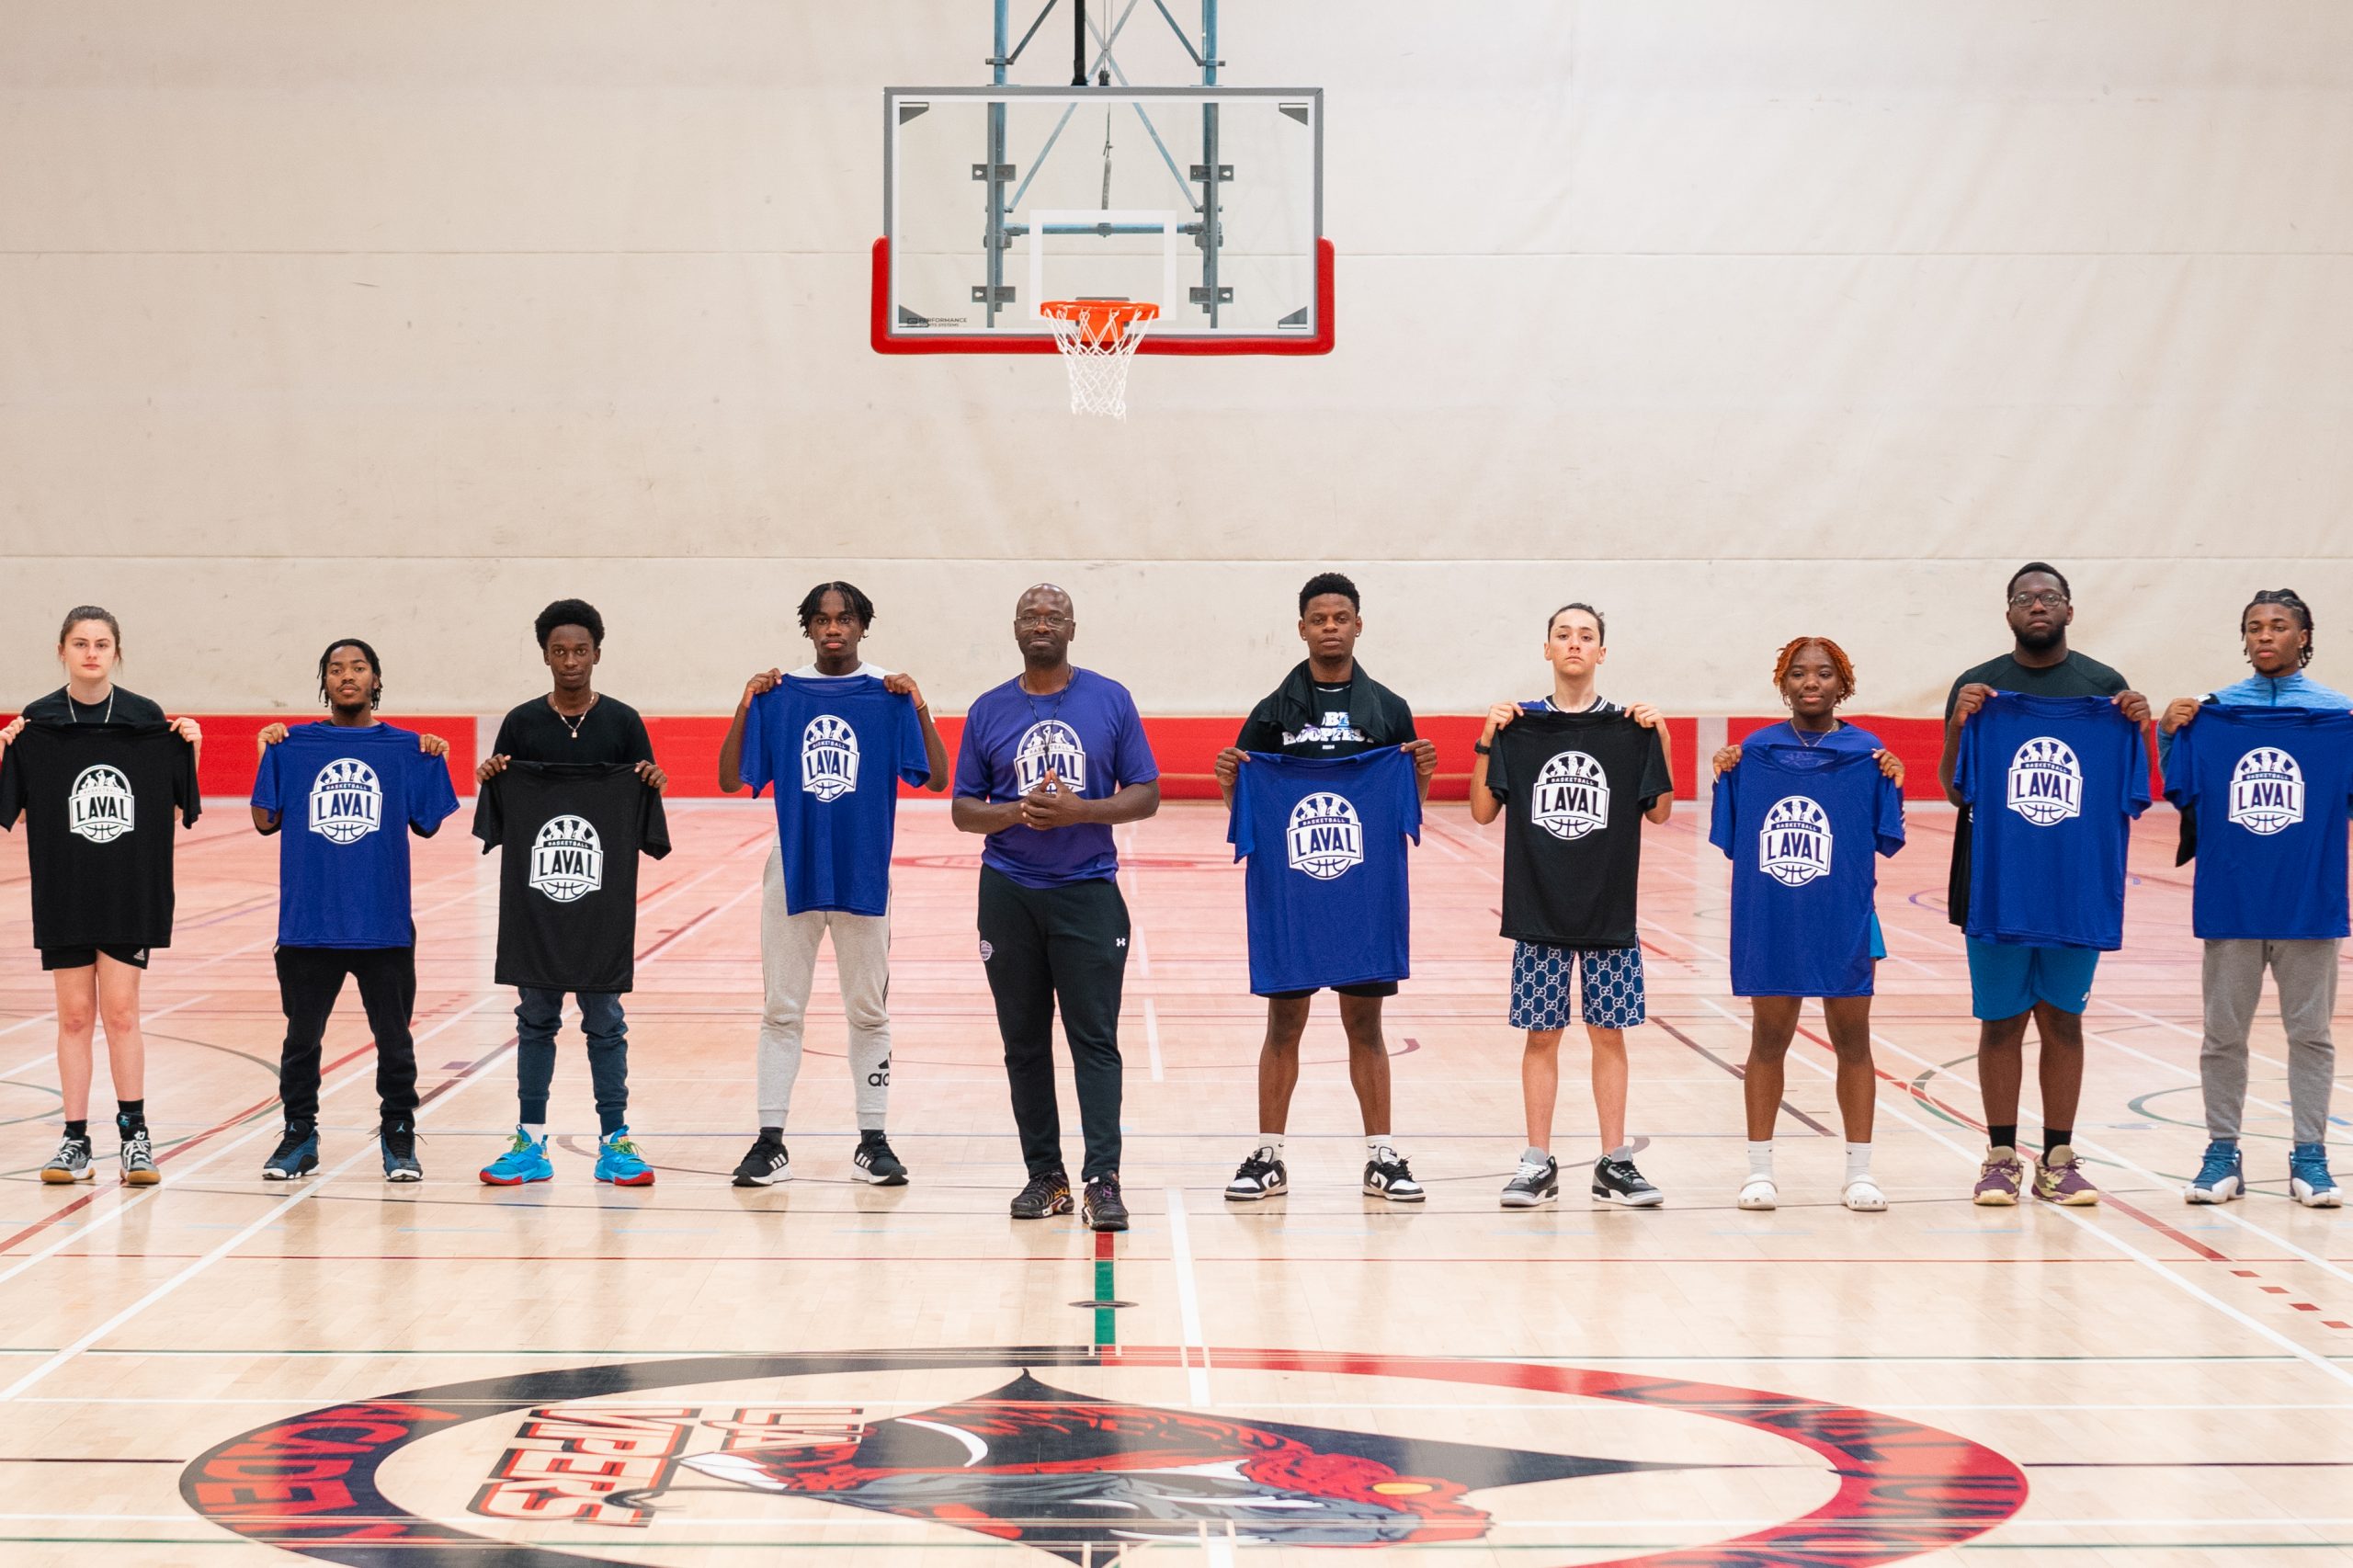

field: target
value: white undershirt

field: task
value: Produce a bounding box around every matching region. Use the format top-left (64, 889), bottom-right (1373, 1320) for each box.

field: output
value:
top-left (790, 662), bottom-right (893, 679)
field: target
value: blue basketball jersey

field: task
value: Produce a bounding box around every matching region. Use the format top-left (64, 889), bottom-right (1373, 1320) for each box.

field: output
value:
top-left (741, 675), bottom-right (932, 916)
top-left (1952, 693), bottom-right (2151, 949)
top-left (250, 723), bottom-right (460, 948)
top-left (1229, 748), bottom-right (1421, 996)
top-left (2163, 705), bottom-right (2353, 940)
top-left (1710, 745), bottom-right (1904, 997)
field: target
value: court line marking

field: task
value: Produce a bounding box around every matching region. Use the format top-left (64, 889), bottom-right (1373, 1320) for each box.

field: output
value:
top-left (1708, 999), bottom-right (2353, 1391)
top-left (0, 1029), bottom-right (518, 1403)
top-left (1164, 1184), bottom-right (1211, 1405)
top-left (1143, 998), bottom-right (1163, 1082)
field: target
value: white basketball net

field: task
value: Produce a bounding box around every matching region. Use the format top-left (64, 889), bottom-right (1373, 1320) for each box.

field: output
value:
top-left (1043, 301), bottom-right (1157, 418)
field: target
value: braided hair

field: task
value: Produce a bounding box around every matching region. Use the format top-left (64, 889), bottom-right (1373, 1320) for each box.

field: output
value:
top-left (2244, 588), bottom-right (2315, 668)
top-left (317, 637), bottom-right (383, 710)
top-left (1770, 636), bottom-right (1858, 702)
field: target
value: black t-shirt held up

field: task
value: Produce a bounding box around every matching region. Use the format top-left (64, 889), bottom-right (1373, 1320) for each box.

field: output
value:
top-left (1487, 710), bottom-right (1671, 950)
top-left (473, 762), bottom-right (671, 994)
top-left (0, 722), bottom-right (200, 950)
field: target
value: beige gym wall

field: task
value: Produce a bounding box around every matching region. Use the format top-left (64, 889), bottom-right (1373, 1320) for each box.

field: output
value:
top-left (3, 2), bottom-right (2347, 715)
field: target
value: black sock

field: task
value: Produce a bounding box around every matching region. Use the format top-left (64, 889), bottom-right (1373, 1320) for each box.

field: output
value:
top-left (2043, 1128), bottom-right (2072, 1155)
top-left (1988, 1123), bottom-right (2018, 1151)
top-left (760, 1126), bottom-right (784, 1143)
top-left (64, 1119), bottom-right (89, 1144)
top-left (116, 1098), bottom-right (146, 1133)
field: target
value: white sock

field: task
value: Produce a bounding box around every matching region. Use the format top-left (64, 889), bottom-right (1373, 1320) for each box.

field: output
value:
top-left (1608, 1142), bottom-right (1634, 1162)
top-left (1846, 1142), bottom-right (1874, 1183)
top-left (1523, 1144), bottom-right (1550, 1166)
top-left (1257, 1133), bottom-right (1285, 1159)
top-left (1746, 1141), bottom-right (1774, 1178)
top-left (521, 1123), bottom-right (547, 1145)
top-left (1367, 1135), bottom-right (1396, 1161)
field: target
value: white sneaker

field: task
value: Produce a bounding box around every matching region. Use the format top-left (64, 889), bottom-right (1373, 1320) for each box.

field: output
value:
top-left (1224, 1147), bottom-right (1289, 1202)
top-left (1842, 1177), bottom-right (1887, 1212)
top-left (1736, 1175), bottom-right (1778, 1211)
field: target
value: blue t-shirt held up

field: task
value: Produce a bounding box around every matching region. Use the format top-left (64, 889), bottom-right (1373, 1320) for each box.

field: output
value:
top-left (1229, 748), bottom-right (1422, 996)
top-left (1952, 693), bottom-right (2151, 949)
top-left (952, 669), bottom-right (1159, 889)
top-left (251, 722), bottom-right (460, 949)
top-left (741, 675), bottom-right (933, 916)
top-left (2163, 705), bottom-right (2353, 941)
top-left (1710, 745), bottom-right (1904, 998)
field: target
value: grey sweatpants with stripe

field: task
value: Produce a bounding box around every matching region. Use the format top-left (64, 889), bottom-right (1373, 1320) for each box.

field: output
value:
top-left (757, 846), bottom-right (892, 1131)
top-left (2201, 937), bottom-right (2339, 1145)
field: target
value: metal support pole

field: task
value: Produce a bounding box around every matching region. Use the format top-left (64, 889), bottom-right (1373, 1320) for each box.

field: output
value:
top-left (1199, 0), bottom-right (1221, 324)
top-left (1073, 0), bottom-right (1088, 85)
top-left (987, 0), bottom-right (1011, 324)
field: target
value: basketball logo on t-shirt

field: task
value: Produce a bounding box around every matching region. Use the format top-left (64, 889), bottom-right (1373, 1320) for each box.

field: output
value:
top-left (2227, 745), bottom-right (2304, 835)
top-left (1014, 721), bottom-right (1087, 796)
top-left (2005, 736), bottom-right (2081, 827)
top-left (307, 758), bottom-right (383, 845)
top-left (1758, 794), bottom-right (1834, 887)
top-left (1531, 750), bottom-right (1610, 841)
top-left (528, 814), bottom-right (605, 903)
top-left (67, 765), bottom-right (135, 844)
top-left (1286, 790), bottom-right (1363, 881)
top-left (800, 714), bottom-right (860, 803)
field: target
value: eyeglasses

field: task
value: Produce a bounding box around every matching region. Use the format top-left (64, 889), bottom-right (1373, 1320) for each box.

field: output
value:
top-left (2008, 591), bottom-right (2069, 609)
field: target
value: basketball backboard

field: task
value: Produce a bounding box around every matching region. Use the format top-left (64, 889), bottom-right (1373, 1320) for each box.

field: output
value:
top-left (874, 86), bottom-right (1330, 355)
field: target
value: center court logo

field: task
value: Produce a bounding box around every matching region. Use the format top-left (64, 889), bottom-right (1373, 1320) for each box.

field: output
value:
top-left (1531, 750), bottom-right (1608, 840)
top-left (1758, 794), bottom-right (1834, 886)
top-left (1014, 720), bottom-right (1087, 795)
top-left (2005, 735), bottom-right (2081, 826)
top-left (67, 765), bottom-right (135, 844)
top-left (1286, 790), bottom-right (1363, 880)
top-left (529, 814), bottom-right (604, 903)
top-left (2227, 745), bottom-right (2304, 835)
top-left (800, 714), bottom-right (859, 802)
top-left (307, 757), bottom-right (382, 845)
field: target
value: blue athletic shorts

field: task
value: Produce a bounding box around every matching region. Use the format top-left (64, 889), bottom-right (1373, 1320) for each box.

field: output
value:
top-left (1868, 911), bottom-right (1886, 962)
top-left (1510, 941), bottom-right (1645, 1031)
top-left (1964, 935), bottom-right (2098, 1021)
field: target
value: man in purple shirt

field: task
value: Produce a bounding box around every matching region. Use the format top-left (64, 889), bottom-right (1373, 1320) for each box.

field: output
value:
top-left (952, 585), bottom-right (1161, 1232)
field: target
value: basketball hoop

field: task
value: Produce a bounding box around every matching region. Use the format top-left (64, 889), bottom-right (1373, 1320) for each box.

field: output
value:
top-left (1040, 300), bottom-right (1158, 418)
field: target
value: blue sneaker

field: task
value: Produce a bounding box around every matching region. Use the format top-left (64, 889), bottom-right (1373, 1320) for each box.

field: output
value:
top-left (595, 1127), bottom-right (654, 1187)
top-left (2184, 1139), bottom-right (2243, 1204)
top-left (381, 1118), bottom-right (421, 1183)
top-left (2290, 1143), bottom-right (2341, 1208)
top-left (480, 1128), bottom-right (552, 1186)
top-left (263, 1122), bottom-right (319, 1181)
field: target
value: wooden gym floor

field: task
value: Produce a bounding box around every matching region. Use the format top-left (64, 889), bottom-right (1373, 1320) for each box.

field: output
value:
top-left (0, 797), bottom-right (2347, 1566)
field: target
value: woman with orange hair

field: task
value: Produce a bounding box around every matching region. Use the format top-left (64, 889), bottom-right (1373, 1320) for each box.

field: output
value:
top-left (1710, 639), bottom-right (1904, 1212)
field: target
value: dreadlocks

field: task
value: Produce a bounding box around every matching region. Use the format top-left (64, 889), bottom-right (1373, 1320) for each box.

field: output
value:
top-left (317, 637), bottom-right (384, 710)
top-left (2244, 588), bottom-right (2315, 668)
top-left (1770, 636), bottom-right (1857, 701)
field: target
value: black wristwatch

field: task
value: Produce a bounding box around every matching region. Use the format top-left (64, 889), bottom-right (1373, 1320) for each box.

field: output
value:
top-left (1472, 740), bottom-right (1492, 756)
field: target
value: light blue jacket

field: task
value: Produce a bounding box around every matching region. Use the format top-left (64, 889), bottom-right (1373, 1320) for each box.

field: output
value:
top-left (2159, 670), bottom-right (2353, 765)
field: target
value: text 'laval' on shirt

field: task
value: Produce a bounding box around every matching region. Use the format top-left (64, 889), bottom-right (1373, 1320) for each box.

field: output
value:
top-left (473, 762), bottom-right (672, 993)
top-left (1487, 710), bottom-right (1672, 949)
top-left (741, 674), bottom-right (932, 916)
top-left (1952, 692), bottom-right (2151, 949)
top-left (952, 668), bottom-right (1159, 889)
top-left (1229, 748), bottom-right (1422, 995)
top-left (0, 722), bottom-right (199, 950)
top-left (1710, 744), bottom-right (1904, 998)
top-left (2163, 704), bottom-right (2353, 942)
top-left (252, 723), bottom-right (460, 949)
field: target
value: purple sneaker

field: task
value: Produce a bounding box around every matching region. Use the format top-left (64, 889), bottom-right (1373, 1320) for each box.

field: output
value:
top-left (1972, 1146), bottom-right (2023, 1207)
top-left (2033, 1145), bottom-right (2099, 1206)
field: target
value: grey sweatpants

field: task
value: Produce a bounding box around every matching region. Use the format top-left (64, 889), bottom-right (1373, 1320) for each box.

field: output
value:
top-left (2201, 937), bottom-right (2339, 1145)
top-left (757, 846), bottom-right (892, 1131)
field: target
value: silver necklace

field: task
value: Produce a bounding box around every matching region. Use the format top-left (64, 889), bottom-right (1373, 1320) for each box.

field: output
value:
top-left (551, 693), bottom-right (597, 742)
top-left (1790, 719), bottom-right (1835, 748)
top-left (70, 687), bottom-right (114, 725)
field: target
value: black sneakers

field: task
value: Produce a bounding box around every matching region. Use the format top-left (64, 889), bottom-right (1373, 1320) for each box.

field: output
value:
top-left (853, 1131), bottom-right (910, 1187)
top-left (1362, 1148), bottom-right (1427, 1202)
top-left (1500, 1154), bottom-right (1561, 1209)
top-left (1592, 1154), bottom-right (1665, 1207)
top-left (732, 1136), bottom-right (791, 1187)
top-left (380, 1118), bottom-right (421, 1183)
top-left (1010, 1170), bottom-right (1074, 1220)
top-left (1082, 1175), bottom-right (1130, 1232)
top-left (1223, 1147), bottom-right (1289, 1202)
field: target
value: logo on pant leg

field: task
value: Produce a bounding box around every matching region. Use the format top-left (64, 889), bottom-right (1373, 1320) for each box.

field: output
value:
top-left (529, 815), bottom-right (605, 903)
top-left (2005, 736), bottom-right (2081, 826)
top-left (2228, 745), bottom-right (2303, 835)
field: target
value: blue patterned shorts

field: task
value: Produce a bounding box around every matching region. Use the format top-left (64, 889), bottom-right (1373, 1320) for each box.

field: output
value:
top-left (1509, 941), bottom-right (1645, 1031)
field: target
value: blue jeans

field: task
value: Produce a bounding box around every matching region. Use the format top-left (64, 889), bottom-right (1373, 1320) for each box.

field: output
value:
top-left (515, 988), bottom-right (630, 1134)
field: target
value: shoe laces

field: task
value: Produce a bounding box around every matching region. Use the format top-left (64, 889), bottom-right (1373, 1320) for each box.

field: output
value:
top-left (2194, 1142), bottom-right (2241, 1183)
top-left (603, 1133), bottom-right (642, 1159)
top-left (859, 1131), bottom-right (896, 1157)
top-left (1235, 1152), bottom-right (1279, 1179)
top-left (2290, 1145), bottom-right (2335, 1180)
top-left (381, 1120), bottom-right (417, 1159)
top-left (1019, 1171), bottom-right (1067, 1203)
top-left (1513, 1157), bottom-right (1551, 1184)
top-left (504, 1130), bottom-right (538, 1155)
top-left (1088, 1173), bottom-right (1121, 1200)
top-left (270, 1125), bottom-right (313, 1159)
top-left (1379, 1153), bottom-right (1415, 1179)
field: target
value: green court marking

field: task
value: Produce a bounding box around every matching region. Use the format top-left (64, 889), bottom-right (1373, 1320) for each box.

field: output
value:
top-left (1094, 1241), bottom-right (1117, 1347)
